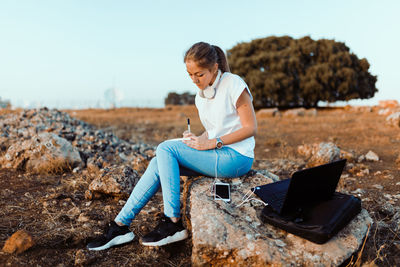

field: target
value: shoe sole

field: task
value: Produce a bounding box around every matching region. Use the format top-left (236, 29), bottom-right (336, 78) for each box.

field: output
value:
top-left (87, 232), bottom-right (135, 251)
top-left (141, 229), bottom-right (189, 247)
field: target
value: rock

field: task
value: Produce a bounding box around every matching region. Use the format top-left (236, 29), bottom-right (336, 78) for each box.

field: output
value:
top-left (0, 108), bottom-right (156, 174)
top-left (365, 151), bottom-right (379, 162)
top-left (74, 249), bottom-right (97, 266)
top-left (297, 144), bottom-right (314, 158)
top-left (2, 230), bottom-right (35, 254)
top-left (378, 108), bottom-right (393, 116)
top-left (351, 188), bottom-right (365, 195)
top-left (305, 108), bottom-right (318, 116)
top-left (190, 173), bottom-right (372, 266)
top-left (256, 108), bottom-right (281, 118)
top-left (396, 154), bottom-right (400, 166)
top-left (372, 184), bottom-right (383, 190)
top-left (283, 108), bottom-right (306, 117)
top-left (340, 150), bottom-right (356, 162)
top-left (379, 203), bottom-right (395, 216)
top-left (88, 165), bottom-right (140, 198)
top-left (386, 112), bottom-right (400, 127)
top-left (392, 211), bottom-right (400, 231)
top-left (379, 100), bottom-right (399, 109)
top-left (0, 132), bottom-right (83, 173)
top-left (298, 142), bottom-right (340, 167)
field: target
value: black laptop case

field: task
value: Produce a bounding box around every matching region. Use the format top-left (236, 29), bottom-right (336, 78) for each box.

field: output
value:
top-left (259, 192), bottom-right (361, 244)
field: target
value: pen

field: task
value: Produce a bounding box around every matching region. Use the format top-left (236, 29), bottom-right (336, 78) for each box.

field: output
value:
top-left (187, 118), bottom-right (191, 133)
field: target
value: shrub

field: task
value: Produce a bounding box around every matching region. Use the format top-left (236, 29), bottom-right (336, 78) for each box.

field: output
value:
top-left (164, 92), bottom-right (195, 106)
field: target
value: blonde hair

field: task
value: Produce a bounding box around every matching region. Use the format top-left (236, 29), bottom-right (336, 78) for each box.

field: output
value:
top-left (184, 42), bottom-right (230, 73)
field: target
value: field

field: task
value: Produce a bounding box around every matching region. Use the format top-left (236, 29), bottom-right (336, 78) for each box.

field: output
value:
top-left (1, 105), bottom-right (399, 266)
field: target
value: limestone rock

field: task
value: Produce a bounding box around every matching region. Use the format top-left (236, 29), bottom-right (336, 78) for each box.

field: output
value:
top-left (256, 108), bottom-right (281, 118)
top-left (386, 112), bottom-right (400, 127)
top-left (365, 151), bottom-right (379, 162)
top-left (298, 142), bottom-right (341, 167)
top-left (379, 100), bottom-right (399, 109)
top-left (0, 132), bottom-right (82, 173)
top-left (2, 230), bottom-right (35, 254)
top-left (283, 108), bottom-right (306, 117)
top-left (0, 108), bottom-right (156, 174)
top-left (190, 173), bottom-right (372, 266)
top-left (88, 165), bottom-right (140, 198)
top-left (378, 108), bottom-right (393, 116)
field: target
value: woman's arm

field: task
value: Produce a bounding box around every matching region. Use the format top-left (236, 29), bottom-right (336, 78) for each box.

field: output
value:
top-left (217, 89), bottom-right (257, 145)
top-left (183, 89), bottom-right (257, 150)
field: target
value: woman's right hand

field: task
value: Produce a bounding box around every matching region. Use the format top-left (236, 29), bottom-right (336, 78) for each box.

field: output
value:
top-left (183, 130), bottom-right (195, 139)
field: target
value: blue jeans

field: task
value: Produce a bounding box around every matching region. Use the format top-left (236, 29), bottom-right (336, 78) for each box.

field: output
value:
top-left (115, 140), bottom-right (253, 225)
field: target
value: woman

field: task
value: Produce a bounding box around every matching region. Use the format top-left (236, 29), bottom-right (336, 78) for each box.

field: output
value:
top-left (87, 42), bottom-right (257, 250)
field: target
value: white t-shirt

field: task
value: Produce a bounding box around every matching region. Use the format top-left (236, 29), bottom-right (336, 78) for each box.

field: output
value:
top-left (195, 72), bottom-right (255, 158)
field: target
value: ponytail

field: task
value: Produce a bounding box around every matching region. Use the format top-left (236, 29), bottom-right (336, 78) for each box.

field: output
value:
top-left (212, 45), bottom-right (230, 73)
top-left (184, 42), bottom-right (230, 73)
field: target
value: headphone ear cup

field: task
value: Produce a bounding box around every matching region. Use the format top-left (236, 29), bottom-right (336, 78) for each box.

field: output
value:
top-left (202, 87), bottom-right (216, 99)
top-left (198, 70), bottom-right (221, 99)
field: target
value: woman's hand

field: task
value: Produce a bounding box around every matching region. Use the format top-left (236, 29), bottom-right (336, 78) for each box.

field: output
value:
top-left (182, 131), bottom-right (213, 150)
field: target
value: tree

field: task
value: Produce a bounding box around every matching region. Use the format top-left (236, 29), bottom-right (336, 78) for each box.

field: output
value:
top-left (164, 92), bottom-right (195, 105)
top-left (227, 36), bottom-right (377, 109)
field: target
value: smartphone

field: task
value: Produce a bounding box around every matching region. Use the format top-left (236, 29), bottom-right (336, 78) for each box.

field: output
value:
top-left (214, 182), bottom-right (231, 202)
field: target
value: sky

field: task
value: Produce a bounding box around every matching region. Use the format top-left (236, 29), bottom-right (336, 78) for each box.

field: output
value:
top-left (1, 0), bottom-right (399, 109)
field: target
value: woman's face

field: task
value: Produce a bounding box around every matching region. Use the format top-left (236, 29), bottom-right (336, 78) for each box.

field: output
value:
top-left (185, 60), bottom-right (218, 90)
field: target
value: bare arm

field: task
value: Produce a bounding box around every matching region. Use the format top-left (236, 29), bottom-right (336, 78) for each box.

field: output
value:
top-left (216, 89), bottom-right (257, 145)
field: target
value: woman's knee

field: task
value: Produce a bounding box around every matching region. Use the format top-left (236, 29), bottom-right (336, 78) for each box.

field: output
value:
top-left (156, 140), bottom-right (176, 155)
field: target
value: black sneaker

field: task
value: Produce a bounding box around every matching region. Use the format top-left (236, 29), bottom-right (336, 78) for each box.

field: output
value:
top-left (86, 221), bottom-right (135, 251)
top-left (141, 215), bottom-right (188, 246)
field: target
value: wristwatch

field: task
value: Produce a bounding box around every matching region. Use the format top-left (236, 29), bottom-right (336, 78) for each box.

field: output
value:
top-left (216, 137), bottom-right (224, 149)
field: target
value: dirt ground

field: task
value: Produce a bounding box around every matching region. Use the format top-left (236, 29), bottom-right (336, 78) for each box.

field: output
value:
top-left (1, 105), bottom-right (399, 266)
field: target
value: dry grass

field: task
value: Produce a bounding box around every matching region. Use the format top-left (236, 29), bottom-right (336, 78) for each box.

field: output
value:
top-left (1, 105), bottom-right (399, 266)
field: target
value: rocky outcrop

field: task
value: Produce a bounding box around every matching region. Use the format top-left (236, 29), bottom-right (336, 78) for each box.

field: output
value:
top-left (386, 112), bottom-right (400, 127)
top-left (297, 142), bottom-right (341, 167)
top-left (0, 108), bottom-right (155, 174)
top-left (189, 172), bottom-right (372, 266)
top-left (379, 100), bottom-right (399, 109)
top-left (87, 165), bottom-right (140, 199)
top-left (0, 132), bottom-right (82, 173)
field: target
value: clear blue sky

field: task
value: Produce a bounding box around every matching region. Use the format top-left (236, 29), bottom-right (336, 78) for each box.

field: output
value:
top-left (1, 0), bottom-right (399, 109)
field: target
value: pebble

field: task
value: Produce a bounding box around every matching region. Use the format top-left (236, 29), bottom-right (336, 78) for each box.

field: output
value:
top-left (372, 184), bottom-right (383, 190)
top-left (2, 230), bottom-right (35, 254)
top-left (275, 239), bottom-right (286, 247)
top-left (351, 188), bottom-right (365, 195)
top-left (365, 151), bottom-right (379, 162)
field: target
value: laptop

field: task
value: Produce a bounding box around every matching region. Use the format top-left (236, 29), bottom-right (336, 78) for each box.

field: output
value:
top-left (253, 159), bottom-right (347, 216)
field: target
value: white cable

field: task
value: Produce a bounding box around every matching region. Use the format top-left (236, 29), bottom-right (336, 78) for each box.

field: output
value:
top-left (236, 188), bottom-right (268, 207)
top-left (214, 149), bottom-right (218, 180)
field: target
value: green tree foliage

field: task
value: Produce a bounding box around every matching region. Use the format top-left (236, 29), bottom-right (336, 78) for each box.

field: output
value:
top-left (164, 92), bottom-right (195, 105)
top-left (227, 36), bottom-right (377, 109)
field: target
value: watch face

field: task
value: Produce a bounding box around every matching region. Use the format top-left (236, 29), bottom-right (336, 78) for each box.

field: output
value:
top-left (216, 141), bottom-right (223, 149)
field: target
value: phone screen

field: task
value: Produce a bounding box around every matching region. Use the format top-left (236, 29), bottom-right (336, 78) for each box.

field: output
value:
top-left (215, 183), bottom-right (230, 200)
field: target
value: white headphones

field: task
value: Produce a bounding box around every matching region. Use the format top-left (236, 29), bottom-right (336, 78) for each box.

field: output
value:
top-left (199, 69), bottom-right (222, 99)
